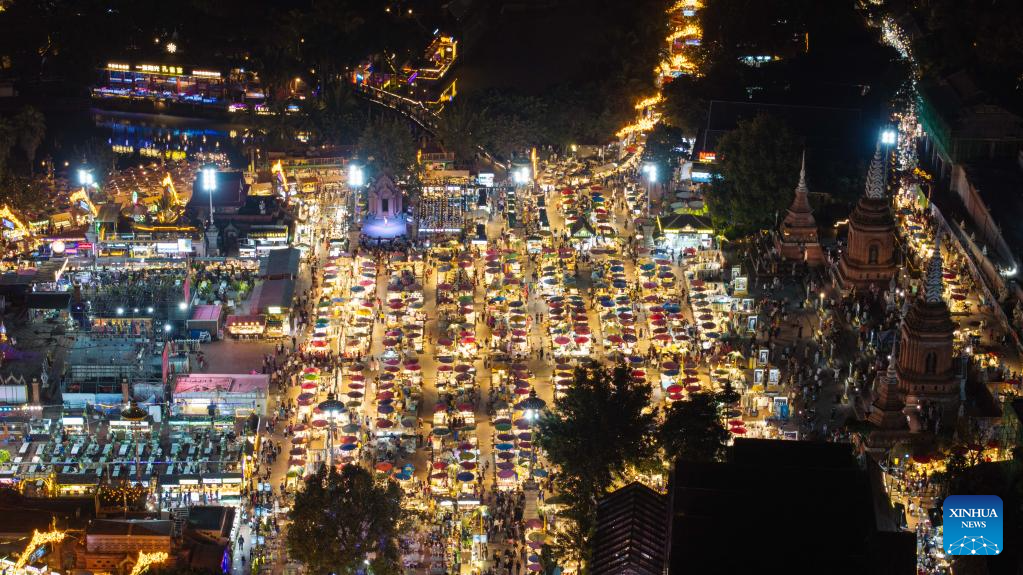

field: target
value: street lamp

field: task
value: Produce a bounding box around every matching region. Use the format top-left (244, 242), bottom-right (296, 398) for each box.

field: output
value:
top-left (317, 391), bottom-right (346, 469)
top-left (879, 128), bottom-right (897, 192)
top-left (513, 166), bottom-right (530, 186)
top-left (348, 164), bottom-right (365, 188)
top-left (642, 163), bottom-right (657, 214)
top-left (78, 168), bottom-right (95, 188)
top-left (516, 389), bottom-right (547, 480)
top-left (201, 166), bottom-right (216, 224)
top-left (121, 399), bottom-right (149, 485)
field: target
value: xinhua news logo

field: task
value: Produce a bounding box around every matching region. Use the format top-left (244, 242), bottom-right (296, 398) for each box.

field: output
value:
top-left (943, 495), bottom-right (1003, 556)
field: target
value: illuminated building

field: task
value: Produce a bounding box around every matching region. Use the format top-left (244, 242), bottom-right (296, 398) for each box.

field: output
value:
top-left (353, 35), bottom-right (458, 107)
top-left (774, 154), bottom-right (824, 266)
top-left (77, 520), bottom-right (172, 573)
top-left (591, 440), bottom-right (914, 575)
top-left (838, 146), bottom-right (897, 288)
top-left (93, 59), bottom-right (263, 115)
top-left (361, 175), bottom-right (409, 241)
top-left (893, 236), bottom-right (961, 431)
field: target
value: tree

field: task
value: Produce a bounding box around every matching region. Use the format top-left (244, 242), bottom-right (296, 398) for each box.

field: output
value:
top-left (0, 118), bottom-right (15, 183)
top-left (435, 101), bottom-right (486, 167)
top-left (715, 381), bottom-right (741, 406)
top-left (643, 123), bottom-right (686, 186)
top-left (309, 83), bottom-right (367, 146)
top-left (14, 106), bottom-right (45, 177)
top-left (287, 465), bottom-right (403, 575)
top-left (661, 76), bottom-right (709, 138)
top-left (659, 392), bottom-right (729, 463)
top-left (357, 116), bottom-right (419, 181)
top-left (536, 364), bottom-right (656, 568)
top-left (706, 114), bottom-right (802, 237)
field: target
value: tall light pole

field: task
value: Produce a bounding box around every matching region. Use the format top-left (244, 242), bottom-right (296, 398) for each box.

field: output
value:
top-left (642, 163), bottom-right (657, 215)
top-left (317, 391), bottom-right (345, 470)
top-left (78, 167), bottom-right (95, 200)
top-left (513, 166), bottom-right (530, 186)
top-left (880, 127), bottom-right (897, 190)
top-left (516, 389), bottom-right (546, 480)
top-left (120, 399), bottom-right (149, 515)
top-left (201, 166), bottom-right (217, 225)
top-left (348, 164), bottom-right (365, 221)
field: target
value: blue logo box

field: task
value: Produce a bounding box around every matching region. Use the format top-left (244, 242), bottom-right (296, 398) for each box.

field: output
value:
top-left (943, 495), bottom-right (1003, 556)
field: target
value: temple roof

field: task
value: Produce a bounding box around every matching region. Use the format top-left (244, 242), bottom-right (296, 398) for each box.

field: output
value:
top-left (865, 144), bottom-right (886, 199)
top-left (790, 151), bottom-right (813, 214)
top-left (925, 231), bottom-right (945, 303)
top-left (782, 152), bottom-right (817, 229)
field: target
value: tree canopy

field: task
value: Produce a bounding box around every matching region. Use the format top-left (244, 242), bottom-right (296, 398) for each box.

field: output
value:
top-left (357, 117), bottom-right (420, 182)
top-left (536, 364), bottom-right (656, 568)
top-left (287, 464), bottom-right (404, 575)
top-left (705, 114), bottom-right (802, 237)
top-left (659, 392), bottom-right (729, 463)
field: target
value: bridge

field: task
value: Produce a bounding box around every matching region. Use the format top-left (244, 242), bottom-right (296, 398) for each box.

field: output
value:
top-left (353, 84), bottom-right (507, 171)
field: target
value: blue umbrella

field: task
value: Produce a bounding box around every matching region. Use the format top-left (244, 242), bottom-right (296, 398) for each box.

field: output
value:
top-left (495, 443), bottom-right (515, 451)
top-left (457, 471), bottom-right (475, 482)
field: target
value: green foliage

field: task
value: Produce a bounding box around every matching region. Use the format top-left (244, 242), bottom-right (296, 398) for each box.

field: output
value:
top-left (309, 83), bottom-right (368, 146)
top-left (913, 0), bottom-right (1023, 107)
top-left (715, 381), bottom-right (741, 406)
top-left (536, 364), bottom-right (656, 568)
top-left (661, 77), bottom-right (709, 137)
top-left (14, 107), bottom-right (45, 176)
top-left (0, 118), bottom-right (15, 183)
top-left (357, 116), bottom-right (420, 182)
top-left (0, 450), bottom-right (9, 465)
top-left (643, 123), bottom-right (687, 185)
top-left (705, 114), bottom-right (802, 238)
top-left (287, 465), bottom-right (403, 575)
top-left (659, 392), bottom-right (729, 463)
top-left (435, 101), bottom-right (487, 167)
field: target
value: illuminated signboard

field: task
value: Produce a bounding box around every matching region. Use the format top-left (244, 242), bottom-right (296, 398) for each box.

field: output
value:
top-left (698, 151), bottom-right (716, 163)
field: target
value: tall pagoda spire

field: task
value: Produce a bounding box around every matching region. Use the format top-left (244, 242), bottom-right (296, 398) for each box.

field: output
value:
top-left (865, 144), bottom-right (886, 199)
top-left (925, 229), bottom-right (945, 303)
top-left (790, 150), bottom-right (812, 213)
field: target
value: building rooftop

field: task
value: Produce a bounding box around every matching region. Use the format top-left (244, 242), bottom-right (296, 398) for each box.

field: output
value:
top-left (187, 506), bottom-right (235, 539)
top-left (87, 519), bottom-right (173, 538)
top-left (920, 72), bottom-right (1023, 140)
top-left (591, 482), bottom-right (668, 575)
top-left (667, 439), bottom-right (914, 575)
top-left (259, 247), bottom-right (302, 279)
top-left (961, 160), bottom-right (1023, 256)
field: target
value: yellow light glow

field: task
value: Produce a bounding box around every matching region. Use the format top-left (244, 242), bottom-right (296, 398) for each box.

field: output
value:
top-left (129, 551), bottom-right (169, 575)
top-left (161, 173), bottom-right (180, 206)
top-left (634, 94), bottom-right (663, 110)
top-left (616, 116), bottom-right (659, 139)
top-left (667, 25), bottom-right (701, 43)
top-left (667, 0), bottom-right (703, 12)
top-left (16, 530), bottom-right (66, 570)
top-left (271, 160), bottom-right (289, 189)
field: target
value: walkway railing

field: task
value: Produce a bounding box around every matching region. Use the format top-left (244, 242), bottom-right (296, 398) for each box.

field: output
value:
top-left (352, 84), bottom-right (507, 171)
